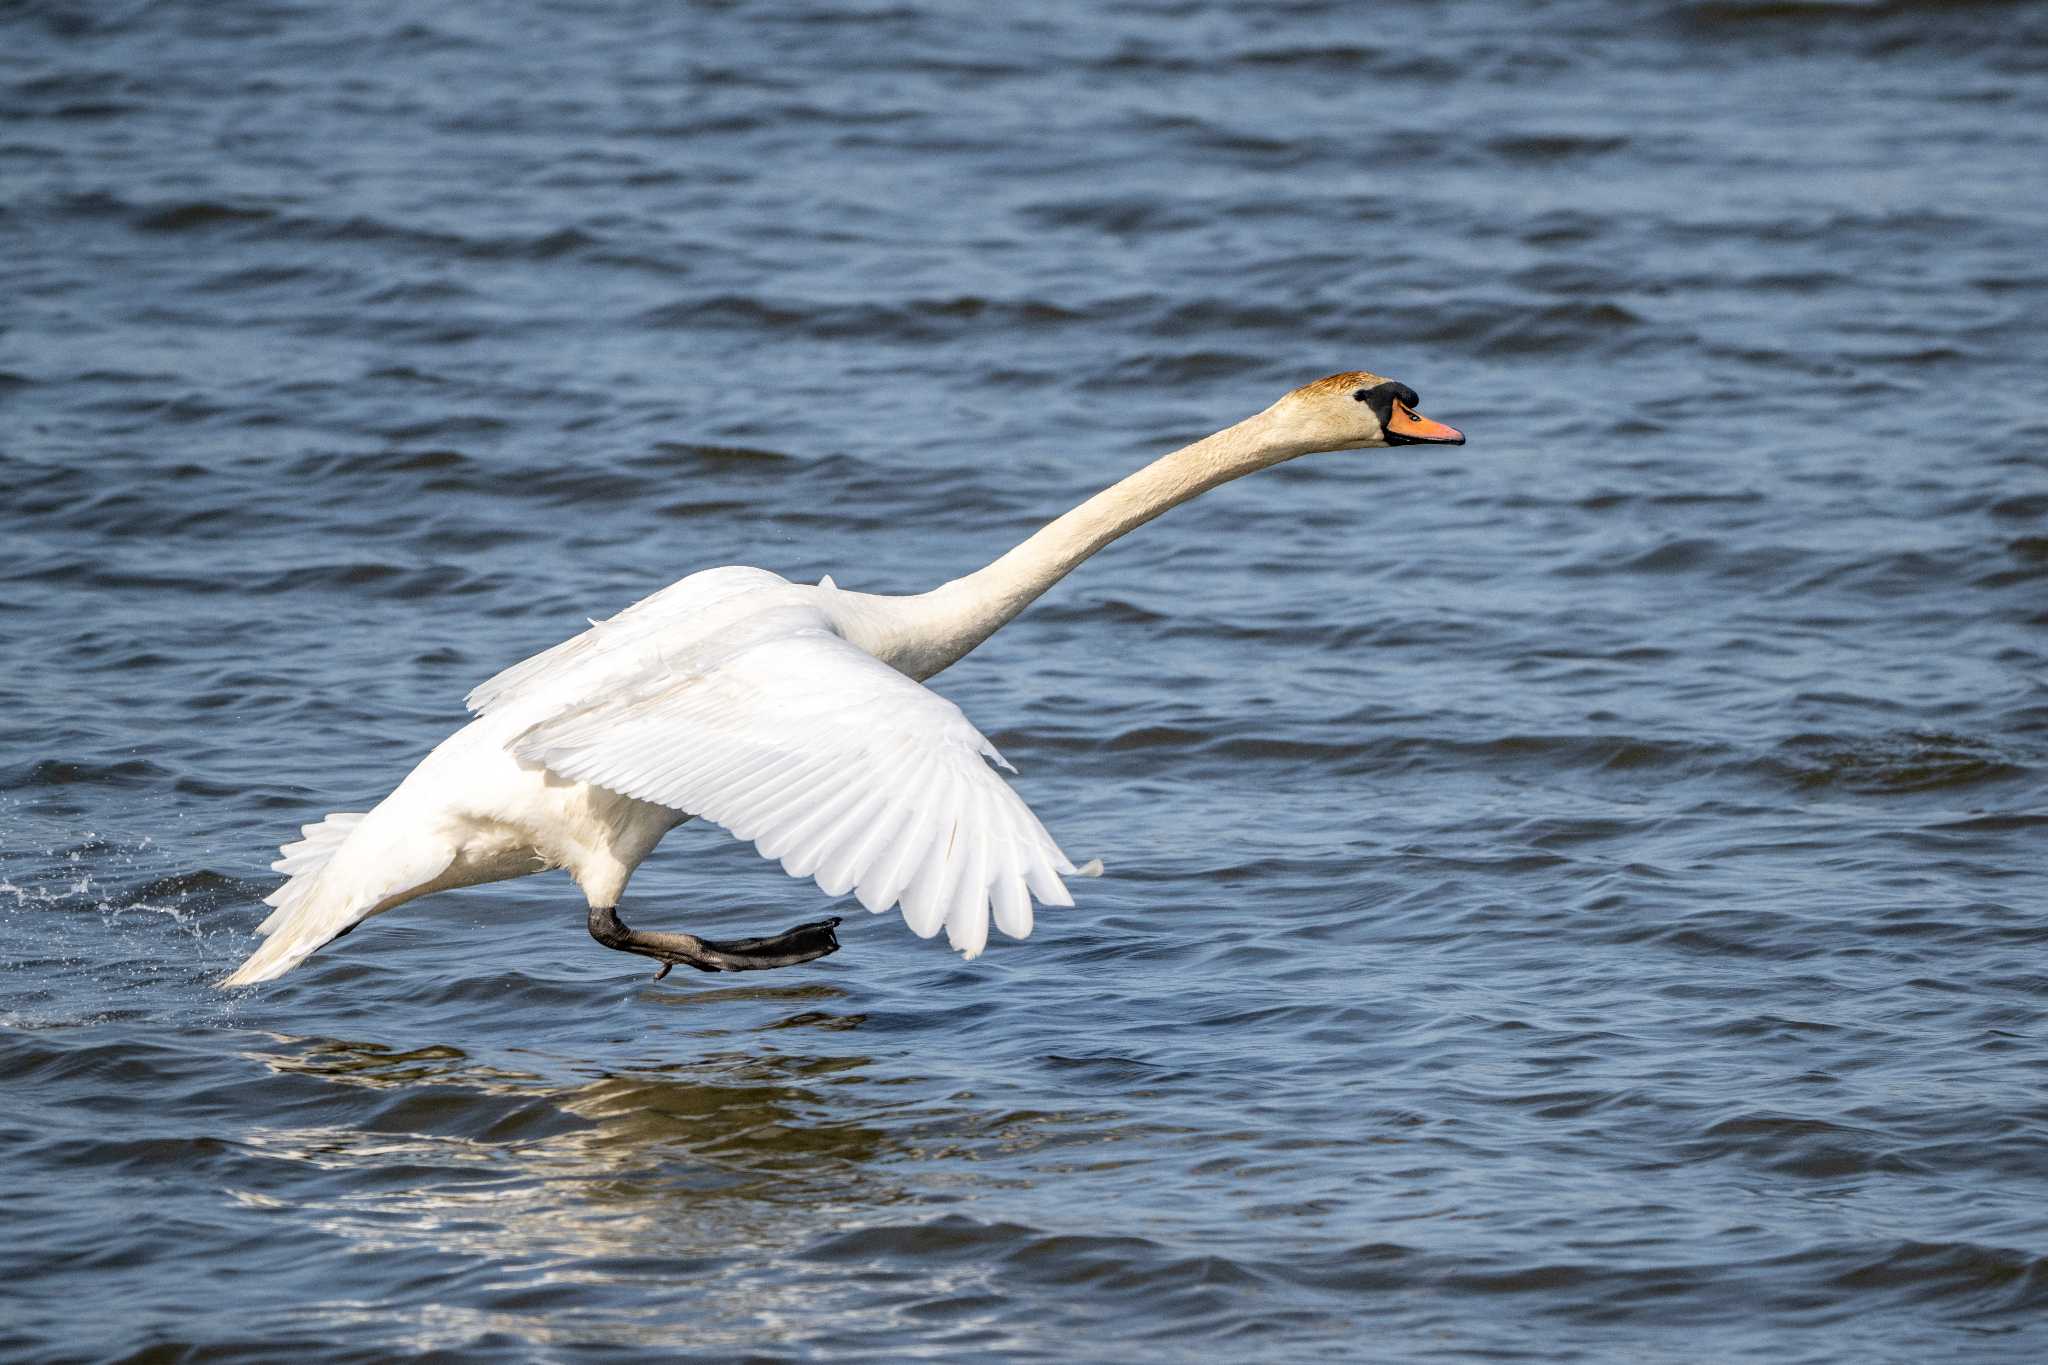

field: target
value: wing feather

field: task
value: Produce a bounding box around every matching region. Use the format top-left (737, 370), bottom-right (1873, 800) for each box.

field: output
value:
top-left (898, 771), bottom-right (962, 940)
top-left (1026, 851), bottom-right (1076, 908)
top-left (466, 566), bottom-right (787, 715)
top-left (945, 783), bottom-right (993, 957)
top-left (818, 740), bottom-right (923, 899)
top-left (703, 752), bottom-right (817, 840)
top-left (755, 763), bottom-right (865, 863)
top-left (810, 785), bottom-right (895, 897)
top-left (859, 755), bottom-right (944, 915)
top-left (503, 598), bottom-right (1087, 957)
top-left (985, 797), bottom-right (1033, 941)
top-left (992, 868), bottom-right (1033, 940)
top-left (771, 772), bottom-right (877, 877)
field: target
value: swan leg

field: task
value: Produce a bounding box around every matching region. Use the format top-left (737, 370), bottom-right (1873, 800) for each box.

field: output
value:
top-left (587, 904), bottom-right (842, 980)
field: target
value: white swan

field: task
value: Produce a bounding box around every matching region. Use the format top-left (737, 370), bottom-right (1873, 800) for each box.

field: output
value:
top-left (222, 371), bottom-right (1463, 987)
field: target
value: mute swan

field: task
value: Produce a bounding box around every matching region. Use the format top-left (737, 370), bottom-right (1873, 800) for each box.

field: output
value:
top-left (222, 372), bottom-right (1463, 987)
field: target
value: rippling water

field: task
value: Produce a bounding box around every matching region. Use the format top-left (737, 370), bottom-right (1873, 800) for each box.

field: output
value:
top-left (5, 0), bottom-right (2047, 1359)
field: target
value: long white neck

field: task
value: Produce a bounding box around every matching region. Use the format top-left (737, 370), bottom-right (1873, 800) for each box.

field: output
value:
top-left (846, 403), bottom-right (1316, 680)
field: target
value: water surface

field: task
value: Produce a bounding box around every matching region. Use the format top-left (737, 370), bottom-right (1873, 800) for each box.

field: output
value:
top-left (4, 1), bottom-right (2047, 1359)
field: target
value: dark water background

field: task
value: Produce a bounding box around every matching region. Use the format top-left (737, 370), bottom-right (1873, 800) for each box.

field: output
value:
top-left (5, 0), bottom-right (2047, 1359)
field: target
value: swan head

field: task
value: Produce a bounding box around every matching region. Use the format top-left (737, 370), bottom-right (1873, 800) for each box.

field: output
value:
top-left (1269, 371), bottom-right (1465, 454)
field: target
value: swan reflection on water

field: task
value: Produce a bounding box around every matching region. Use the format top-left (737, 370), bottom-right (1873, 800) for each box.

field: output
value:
top-left (229, 1005), bottom-right (899, 1342)
top-left (220, 978), bottom-right (1154, 1351)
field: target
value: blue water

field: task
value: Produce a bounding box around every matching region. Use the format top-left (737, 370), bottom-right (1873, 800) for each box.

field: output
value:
top-left (4, 1), bottom-right (2047, 1359)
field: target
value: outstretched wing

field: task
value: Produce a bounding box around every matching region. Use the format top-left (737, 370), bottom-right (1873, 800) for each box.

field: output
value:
top-left (506, 606), bottom-right (1089, 959)
top-left (466, 566), bottom-right (787, 716)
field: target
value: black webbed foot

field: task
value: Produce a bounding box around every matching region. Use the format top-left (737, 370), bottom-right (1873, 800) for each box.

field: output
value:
top-left (588, 904), bottom-right (842, 980)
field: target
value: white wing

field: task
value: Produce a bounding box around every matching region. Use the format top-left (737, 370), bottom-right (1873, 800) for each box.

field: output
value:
top-left (502, 598), bottom-right (1087, 958)
top-left (466, 565), bottom-right (786, 715)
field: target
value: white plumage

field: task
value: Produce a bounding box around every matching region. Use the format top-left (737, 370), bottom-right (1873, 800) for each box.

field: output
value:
top-left (222, 369), bottom-right (1462, 987)
top-left (499, 582), bottom-right (1087, 946)
top-left (223, 569), bottom-right (1087, 985)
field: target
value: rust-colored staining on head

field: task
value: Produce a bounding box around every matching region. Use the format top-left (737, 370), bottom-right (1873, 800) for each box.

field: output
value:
top-left (1294, 370), bottom-right (1392, 400)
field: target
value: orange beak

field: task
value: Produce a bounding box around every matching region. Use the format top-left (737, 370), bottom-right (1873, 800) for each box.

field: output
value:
top-left (1386, 399), bottom-right (1465, 446)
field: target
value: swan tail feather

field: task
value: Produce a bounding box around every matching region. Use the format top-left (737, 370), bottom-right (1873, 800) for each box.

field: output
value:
top-left (221, 814), bottom-right (453, 988)
top-left (223, 884), bottom-right (374, 989)
top-left (255, 812), bottom-right (366, 935)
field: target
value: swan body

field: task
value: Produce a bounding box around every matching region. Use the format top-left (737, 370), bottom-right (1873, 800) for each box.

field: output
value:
top-left (222, 371), bottom-right (1463, 987)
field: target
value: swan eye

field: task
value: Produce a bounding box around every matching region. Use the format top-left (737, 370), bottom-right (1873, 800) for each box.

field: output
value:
top-left (1352, 388), bottom-right (1370, 402)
